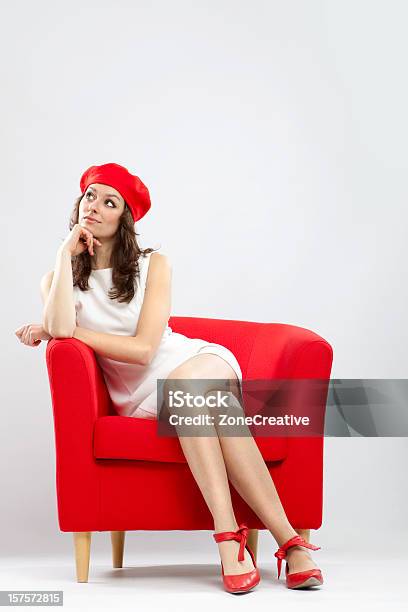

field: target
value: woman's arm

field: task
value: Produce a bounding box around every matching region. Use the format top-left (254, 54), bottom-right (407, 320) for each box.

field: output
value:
top-left (40, 264), bottom-right (151, 362)
top-left (134, 253), bottom-right (172, 364)
top-left (72, 253), bottom-right (172, 366)
top-left (41, 225), bottom-right (101, 338)
top-left (72, 326), bottom-right (151, 365)
top-left (41, 246), bottom-right (76, 338)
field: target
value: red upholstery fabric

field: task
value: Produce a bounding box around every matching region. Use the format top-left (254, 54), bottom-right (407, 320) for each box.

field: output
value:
top-left (93, 416), bottom-right (288, 463)
top-left (45, 316), bottom-right (333, 533)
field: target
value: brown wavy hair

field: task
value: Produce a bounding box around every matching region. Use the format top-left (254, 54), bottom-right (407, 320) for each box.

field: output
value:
top-left (68, 193), bottom-right (158, 304)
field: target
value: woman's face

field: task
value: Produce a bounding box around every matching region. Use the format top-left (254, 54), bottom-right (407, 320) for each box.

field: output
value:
top-left (78, 183), bottom-right (125, 237)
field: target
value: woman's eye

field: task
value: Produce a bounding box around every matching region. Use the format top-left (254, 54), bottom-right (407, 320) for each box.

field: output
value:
top-left (85, 192), bottom-right (115, 207)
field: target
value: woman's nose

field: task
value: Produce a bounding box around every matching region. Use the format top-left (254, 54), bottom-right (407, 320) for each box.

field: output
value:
top-left (87, 200), bottom-right (99, 213)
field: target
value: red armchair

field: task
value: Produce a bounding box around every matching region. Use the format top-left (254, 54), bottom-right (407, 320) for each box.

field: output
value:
top-left (45, 316), bottom-right (333, 582)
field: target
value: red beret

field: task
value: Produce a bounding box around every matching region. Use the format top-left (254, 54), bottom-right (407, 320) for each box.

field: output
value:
top-left (79, 162), bottom-right (151, 222)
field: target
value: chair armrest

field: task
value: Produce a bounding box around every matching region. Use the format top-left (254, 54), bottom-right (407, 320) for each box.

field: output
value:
top-left (245, 323), bottom-right (333, 507)
top-left (245, 322), bottom-right (332, 423)
top-left (247, 322), bottom-right (333, 380)
top-left (45, 338), bottom-right (111, 531)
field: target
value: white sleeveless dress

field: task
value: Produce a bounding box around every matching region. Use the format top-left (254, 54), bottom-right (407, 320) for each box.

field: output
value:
top-left (73, 251), bottom-right (243, 419)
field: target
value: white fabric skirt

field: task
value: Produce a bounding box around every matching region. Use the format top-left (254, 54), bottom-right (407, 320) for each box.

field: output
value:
top-left (99, 331), bottom-right (243, 420)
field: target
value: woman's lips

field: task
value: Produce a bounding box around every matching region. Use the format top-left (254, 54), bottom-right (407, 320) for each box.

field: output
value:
top-left (84, 217), bottom-right (99, 223)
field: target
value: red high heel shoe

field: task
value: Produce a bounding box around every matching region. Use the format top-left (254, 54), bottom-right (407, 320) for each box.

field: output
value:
top-left (274, 534), bottom-right (323, 589)
top-left (213, 523), bottom-right (261, 594)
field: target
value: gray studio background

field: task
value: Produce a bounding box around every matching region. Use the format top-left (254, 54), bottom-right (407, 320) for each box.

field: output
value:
top-left (2, 0), bottom-right (407, 563)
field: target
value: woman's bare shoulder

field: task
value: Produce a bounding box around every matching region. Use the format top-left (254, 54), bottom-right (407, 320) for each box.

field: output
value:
top-left (148, 252), bottom-right (171, 267)
top-left (146, 253), bottom-right (172, 285)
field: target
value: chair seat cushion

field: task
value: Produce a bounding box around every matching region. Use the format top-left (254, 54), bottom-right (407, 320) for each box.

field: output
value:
top-left (94, 416), bottom-right (288, 463)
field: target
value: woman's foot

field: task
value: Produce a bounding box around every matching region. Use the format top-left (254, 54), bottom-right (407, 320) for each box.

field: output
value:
top-left (285, 545), bottom-right (318, 575)
top-left (216, 538), bottom-right (256, 576)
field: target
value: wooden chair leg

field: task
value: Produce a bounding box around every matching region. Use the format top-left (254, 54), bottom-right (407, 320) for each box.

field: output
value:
top-left (73, 532), bottom-right (91, 583)
top-left (295, 528), bottom-right (310, 542)
top-left (247, 529), bottom-right (258, 563)
top-left (111, 531), bottom-right (125, 568)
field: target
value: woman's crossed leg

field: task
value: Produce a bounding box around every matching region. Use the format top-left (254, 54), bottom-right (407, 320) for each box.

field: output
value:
top-left (162, 352), bottom-right (319, 577)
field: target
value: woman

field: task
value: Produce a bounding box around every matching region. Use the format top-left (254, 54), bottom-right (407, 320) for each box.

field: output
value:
top-left (15, 162), bottom-right (323, 594)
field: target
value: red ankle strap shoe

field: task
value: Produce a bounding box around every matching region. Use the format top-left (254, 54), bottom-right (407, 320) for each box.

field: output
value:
top-left (274, 534), bottom-right (323, 589)
top-left (213, 523), bottom-right (261, 594)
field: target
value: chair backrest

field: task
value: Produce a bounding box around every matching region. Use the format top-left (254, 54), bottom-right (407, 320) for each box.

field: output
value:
top-left (168, 315), bottom-right (263, 378)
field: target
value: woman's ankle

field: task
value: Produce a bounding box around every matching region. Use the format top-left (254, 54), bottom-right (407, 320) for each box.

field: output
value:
top-left (270, 526), bottom-right (299, 548)
top-left (214, 520), bottom-right (239, 533)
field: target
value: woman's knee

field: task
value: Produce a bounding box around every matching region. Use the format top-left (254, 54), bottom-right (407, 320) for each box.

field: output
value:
top-left (164, 360), bottom-right (223, 407)
top-left (162, 353), bottom-right (240, 419)
top-left (204, 389), bottom-right (245, 419)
